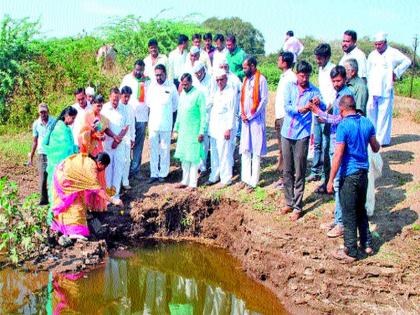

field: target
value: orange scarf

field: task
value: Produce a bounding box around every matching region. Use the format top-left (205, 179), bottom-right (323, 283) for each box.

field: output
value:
top-left (241, 70), bottom-right (261, 116)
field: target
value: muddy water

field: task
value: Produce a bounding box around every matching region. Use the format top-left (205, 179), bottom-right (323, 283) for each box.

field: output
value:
top-left (0, 241), bottom-right (286, 314)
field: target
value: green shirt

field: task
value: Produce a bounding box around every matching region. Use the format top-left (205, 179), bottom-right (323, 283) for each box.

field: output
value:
top-left (347, 76), bottom-right (369, 115)
top-left (227, 46), bottom-right (246, 81)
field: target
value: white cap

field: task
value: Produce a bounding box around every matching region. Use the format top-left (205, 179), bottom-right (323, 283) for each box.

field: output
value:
top-left (213, 67), bottom-right (227, 79)
top-left (86, 87), bottom-right (95, 96)
top-left (219, 57), bottom-right (228, 66)
top-left (190, 46), bottom-right (200, 55)
top-left (374, 32), bottom-right (387, 42)
top-left (192, 61), bottom-right (205, 73)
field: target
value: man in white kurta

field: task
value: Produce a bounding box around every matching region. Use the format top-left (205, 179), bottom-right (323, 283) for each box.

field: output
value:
top-left (144, 39), bottom-right (168, 80)
top-left (102, 88), bottom-right (129, 200)
top-left (339, 30), bottom-right (367, 80)
top-left (71, 88), bottom-right (92, 147)
top-left (168, 34), bottom-right (189, 87)
top-left (207, 69), bottom-right (236, 186)
top-left (193, 61), bottom-right (215, 173)
top-left (367, 32), bottom-right (411, 146)
top-left (212, 34), bottom-right (228, 71)
top-left (119, 86), bottom-right (136, 190)
top-left (191, 33), bottom-right (212, 74)
top-left (283, 31), bottom-right (304, 63)
top-left (146, 65), bottom-right (179, 183)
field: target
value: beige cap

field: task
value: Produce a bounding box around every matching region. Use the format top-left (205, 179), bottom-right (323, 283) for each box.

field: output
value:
top-left (38, 103), bottom-right (48, 112)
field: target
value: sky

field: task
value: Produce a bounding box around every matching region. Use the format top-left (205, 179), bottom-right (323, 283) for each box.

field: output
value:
top-left (1, 0), bottom-right (419, 54)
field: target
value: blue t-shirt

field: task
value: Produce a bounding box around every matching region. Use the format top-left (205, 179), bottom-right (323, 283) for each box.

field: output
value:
top-left (32, 116), bottom-right (56, 154)
top-left (336, 114), bottom-right (375, 178)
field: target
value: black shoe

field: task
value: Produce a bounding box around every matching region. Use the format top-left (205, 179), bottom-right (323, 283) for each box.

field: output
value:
top-left (158, 177), bottom-right (165, 183)
top-left (148, 177), bottom-right (158, 184)
top-left (39, 200), bottom-right (49, 206)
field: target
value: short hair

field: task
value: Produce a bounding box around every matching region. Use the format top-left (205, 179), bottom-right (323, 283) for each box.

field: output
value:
top-left (178, 34), bottom-right (188, 45)
top-left (344, 58), bottom-right (359, 74)
top-left (203, 33), bottom-right (212, 40)
top-left (120, 86), bottom-right (132, 95)
top-left (244, 56), bottom-right (258, 67)
top-left (180, 73), bottom-right (192, 82)
top-left (286, 30), bottom-right (294, 37)
top-left (344, 30), bottom-right (357, 42)
top-left (96, 152), bottom-right (111, 166)
top-left (134, 59), bottom-right (145, 67)
top-left (93, 94), bottom-right (105, 104)
top-left (339, 95), bottom-right (356, 110)
top-left (109, 87), bottom-right (120, 95)
top-left (330, 65), bottom-right (346, 79)
top-left (155, 64), bottom-right (166, 74)
top-left (226, 34), bottom-right (236, 43)
top-left (296, 60), bottom-right (312, 74)
top-left (279, 51), bottom-right (294, 68)
top-left (314, 43), bottom-right (331, 58)
top-left (148, 38), bottom-right (158, 47)
top-left (191, 33), bottom-right (202, 41)
top-left (214, 34), bottom-right (224, 42)
top-left (74, 87), bottom-right (85, 95)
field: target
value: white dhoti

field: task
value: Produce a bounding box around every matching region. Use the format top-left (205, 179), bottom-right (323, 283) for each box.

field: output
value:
top-left (105, 145), bottom-right (126, 198)
top-left (149, 130), bottom-right (171, 178)
top-left (181, 162), bottom-right (198, 188)
top-left (241, 151), bottom-right (261, 188)
top-left (367, 91), bottom-right (394, 146)
top-left (209, 136), bottom-right (233, 185)
top-left (122, 141), bottom-right (131, 186)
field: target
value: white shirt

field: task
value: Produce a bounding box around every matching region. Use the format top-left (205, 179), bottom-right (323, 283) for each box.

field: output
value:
top-left (71, 102), bottom-right (92, 146)
top-left (209, 85), bottom-right (236, 139)
top-left (102, 102), bottom-right (129, 151)
top-left (318, 61), bottom-right (336, 107)
top-left (120, 102), bottom-right (136, 144)
top-left (194, 73), bottom-right (216, 127)
top-left (275, 69), bottom-right (297, 119)
top-left (168, 47), bottom-right (188, 81)
top-left (146, 79), bottom-right (179, 132)
top-left (339, 46), bottom-right (368, 78)
top-left (120, 73), bottom-right (150, 122)
top-left (283, 37), bottom-right (304, 62)
top-left (144, 54), bottom-right (168, 79)
top-left (179, 59), bottom-right (196, 81)
top-left (367, 46), bottom-right (411, 97)
top-left (199, 49), bottom-right (212, 74)
top-left (212, 47), bottom-right (228, 71)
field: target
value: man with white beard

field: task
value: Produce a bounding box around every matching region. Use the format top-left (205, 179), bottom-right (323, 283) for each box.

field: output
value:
top-left (206, 68), bottom-right (236, 187)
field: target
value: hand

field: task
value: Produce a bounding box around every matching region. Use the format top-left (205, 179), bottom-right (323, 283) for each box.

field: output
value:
top-left (241, 113), bottom-right (248, 123)
top-left (111, 140), bottom-right (119, 149)
top-left (198, 134), bottom-right (204, 143)
top-left (298, 106), bottom-right (309, 114)
top-left (172, 132), bottom-right (178, 140)
top-left (26, 160), bottom-right (33, 167)
top-left (111, 197), bottom-right (123, 206)
top-left (326, 180), bottom-right (334, 194)
top-left (224, 130), bottom-right (231, 140)
top-left (131, 141), bottom-right (135, 149)
top-left (113, 136), bottom-right (122, 143)
top-left (312, 97), bottom-right (321, 106)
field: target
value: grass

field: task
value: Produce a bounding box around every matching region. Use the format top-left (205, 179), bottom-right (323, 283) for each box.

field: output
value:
top-left (0, 131), bottom-right (32, 163)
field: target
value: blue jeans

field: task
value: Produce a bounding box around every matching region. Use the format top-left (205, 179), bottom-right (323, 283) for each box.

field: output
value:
top-left (310, 118), bottom-right (330, 179)
top-left (130, 121), bottom-right (147, 176)
top-left (329, 133), bottom-right (342, 226)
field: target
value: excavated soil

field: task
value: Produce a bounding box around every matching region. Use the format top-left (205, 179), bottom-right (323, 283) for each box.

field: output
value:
top-left (1, 96), bottom-right (419, 314)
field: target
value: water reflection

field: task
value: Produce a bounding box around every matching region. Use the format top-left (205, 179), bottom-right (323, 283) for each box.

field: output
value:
top-left (2, 241), bottom-right (286, 315)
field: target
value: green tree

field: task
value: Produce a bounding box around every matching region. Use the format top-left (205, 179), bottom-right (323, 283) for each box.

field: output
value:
top-left (202, 17), bottom-right (265, 55)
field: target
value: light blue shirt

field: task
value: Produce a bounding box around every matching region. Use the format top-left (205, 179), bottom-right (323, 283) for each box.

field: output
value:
top-left (32, 116), bottom-right (55, 154)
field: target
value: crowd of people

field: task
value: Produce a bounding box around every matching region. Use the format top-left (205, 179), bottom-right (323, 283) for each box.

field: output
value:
top-left (28, 29), bottom-right (412, 262)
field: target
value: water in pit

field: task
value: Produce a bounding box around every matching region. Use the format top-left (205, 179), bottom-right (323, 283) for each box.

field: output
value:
top-left (0, 241), bottom-right (286, 314)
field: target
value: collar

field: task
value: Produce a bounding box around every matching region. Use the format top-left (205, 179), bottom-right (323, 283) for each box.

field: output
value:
top-left (345, 45), bottom-right (357, 54)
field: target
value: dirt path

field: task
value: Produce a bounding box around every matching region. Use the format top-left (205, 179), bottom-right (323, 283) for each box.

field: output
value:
top-left (1, 96), bottom-right (419, 314)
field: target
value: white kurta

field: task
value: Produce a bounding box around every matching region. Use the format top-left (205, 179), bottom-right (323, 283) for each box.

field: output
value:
top-left (208, 86), bottom-right (236, 185)
top-left (367, 46), bottom-right (411, 145)
top-left (71, 102), bottom-right (92, 146)
top-left (146, 80), bottom-right (179, 178)
top-left (102, 102), bottom-right (129, 198)
top-left (275, 68), bottom-right (297, 119)
top-left (212, 47), bottom-right (228, 71)
top-left (283, 36), bottom-right (304, 62)
top-left (339, 46), bottom-right (368, 78)
top-left (168, 47), bottom-right (188, 81)
top-left (120, 102), bottom-right (136, 186)
top-left (318, 61), bottom-right (336, 107)
top-left (144, 54), bottom-right (169, 79)
top-left (120, 73), bottom-right (150, 122)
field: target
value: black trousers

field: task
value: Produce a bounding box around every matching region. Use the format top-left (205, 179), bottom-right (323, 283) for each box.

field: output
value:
top-left (38, 154), bottom-right (49, 204)
top-left (339, 170), bottom-right (372, 257)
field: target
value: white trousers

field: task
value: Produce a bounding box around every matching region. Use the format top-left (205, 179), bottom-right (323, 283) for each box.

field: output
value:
top-left (367, 92), bottom-right (394, 145)
top-left (181, 162), bottom-right (198, 188)
top-left (199, 134), bottom-right (210, 172)
top-left (241, 151), bottom-right (261, 188)
top-left (149, 130), bottom-right (171, 178)
top-left (209, 136), bottom-right (233, 185)
top-left (122, 141), bottom-right (131, 186)
top-left (106, 146), bottom-right (126, 198)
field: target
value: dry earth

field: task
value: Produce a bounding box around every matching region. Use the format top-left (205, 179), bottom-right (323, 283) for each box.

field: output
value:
top-left (0, 95), bottom-right (419, 314)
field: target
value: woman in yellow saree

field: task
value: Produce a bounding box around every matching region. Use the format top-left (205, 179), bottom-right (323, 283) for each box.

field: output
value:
top-left (78, 95), bottom-right (111, 211)
top-left (50, 152), bottom-right (123, 239)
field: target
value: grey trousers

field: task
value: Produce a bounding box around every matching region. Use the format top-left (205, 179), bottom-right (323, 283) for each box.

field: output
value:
top-left (282, 136), bottom-right (309, 212)
top-left (38, 154), bottom-right (49, 205)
